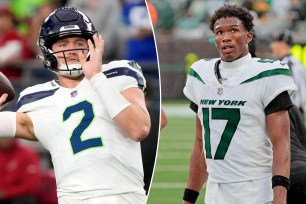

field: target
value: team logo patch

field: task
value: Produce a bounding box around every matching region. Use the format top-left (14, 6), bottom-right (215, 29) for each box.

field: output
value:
top-left (70, 90), bottom-right (78, 97)
top-left (217, 87), bottom-right (223, 95)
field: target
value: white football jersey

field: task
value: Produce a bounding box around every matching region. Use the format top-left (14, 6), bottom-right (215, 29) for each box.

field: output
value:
top-left (17, 60), bottom-right (147, 200)
top-left (184, 56), bottom-right (297, 183)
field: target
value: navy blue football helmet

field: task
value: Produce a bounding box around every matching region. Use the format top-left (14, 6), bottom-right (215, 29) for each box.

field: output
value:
top-left (38, 7), bottom-right (97, 77)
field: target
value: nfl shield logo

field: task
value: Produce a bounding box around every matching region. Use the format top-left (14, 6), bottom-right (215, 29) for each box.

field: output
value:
top-left (70, 90), bottom-right (78, 97)
top-left (217, 87), bottom-right (223, 95)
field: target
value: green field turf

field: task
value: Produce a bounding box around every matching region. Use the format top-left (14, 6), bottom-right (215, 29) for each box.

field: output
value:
top-left (147, 101), bottom-right (206, 204)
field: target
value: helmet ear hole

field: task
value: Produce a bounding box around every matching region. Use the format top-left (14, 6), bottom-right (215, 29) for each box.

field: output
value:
top-left (43, 54), bottom-right (57, 71)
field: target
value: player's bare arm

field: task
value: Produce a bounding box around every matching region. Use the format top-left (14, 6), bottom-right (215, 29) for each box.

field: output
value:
top-left (0, 96), bottom-right (36, 141)
top-left (183, 116), bottom-right (207, 204)
top-left (15, 112), bottom-right (37, 141)
top-left (267, 110), bottom-right (290, 204)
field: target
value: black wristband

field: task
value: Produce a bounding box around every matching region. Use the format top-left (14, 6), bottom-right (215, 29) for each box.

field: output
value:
top-left (183, 188), bottom-right (199, 203)
top-left (272, 175), bottom-right (290, 190)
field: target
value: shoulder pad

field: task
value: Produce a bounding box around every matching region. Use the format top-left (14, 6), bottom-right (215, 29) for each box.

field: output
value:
top-left (102, 60), bottom-right (146, 91)
top-left (128, 60), bottom-right (143, 73)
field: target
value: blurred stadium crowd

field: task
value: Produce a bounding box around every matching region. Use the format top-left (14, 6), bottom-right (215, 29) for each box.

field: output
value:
top-left (151, 0), bottom-right (306, 100)
top-left (152, 0), bottom-right (306, 43)
top-left (0, 0), bottom-right (159, 203)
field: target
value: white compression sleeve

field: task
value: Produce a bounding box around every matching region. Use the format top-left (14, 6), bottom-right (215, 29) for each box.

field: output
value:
top-left (89, 73), bottom-right (131, 118)
top-left (0, 112), bottom-right (16, 138)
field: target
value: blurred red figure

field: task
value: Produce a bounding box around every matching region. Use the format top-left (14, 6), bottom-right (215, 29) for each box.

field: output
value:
top-left (0, 6), bottom-right (34, 80)
top-left (37, 169), bottom-right (58, 204)
top-left (0, 138), bottom-right (41, 204)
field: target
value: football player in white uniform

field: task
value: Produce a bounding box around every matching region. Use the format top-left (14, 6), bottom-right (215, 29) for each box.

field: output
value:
top-left (182, 5), bottom-right (296, 204)
top-left (0, 7), bottom-right (151, 204)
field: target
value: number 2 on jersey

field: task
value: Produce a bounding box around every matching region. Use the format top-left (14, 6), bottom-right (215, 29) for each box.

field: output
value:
top-left (202, 108), bottom-right (240, 160)
top-left (63, 101), bottom-right (103, 154)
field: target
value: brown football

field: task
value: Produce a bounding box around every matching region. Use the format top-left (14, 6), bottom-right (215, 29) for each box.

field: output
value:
top-left (0, 72), bottom-right (15, 103)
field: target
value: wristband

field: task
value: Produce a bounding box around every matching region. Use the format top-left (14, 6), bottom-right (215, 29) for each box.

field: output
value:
top-left (89, 72), bottom-right (131, 118)
top-left (183, 188), bottom-right (199, 203)
top-left (272, 175), bottom-right (290, 190)
top-left (0, 112), bottom-right (16, 138)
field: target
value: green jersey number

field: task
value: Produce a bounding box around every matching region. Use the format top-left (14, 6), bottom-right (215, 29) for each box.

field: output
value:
top-left (63, 101), bottom-right (103, 155)
top-left (202, 108), bottom-right (240, 160)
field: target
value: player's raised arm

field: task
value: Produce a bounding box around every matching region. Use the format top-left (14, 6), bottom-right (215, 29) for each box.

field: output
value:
top-left (0, 94), bottom-right (36, 141)
top-left (80, 35), bottom-right (150, 142)
top-left (0, 109), bottom-right (36, 142)
top-left (0, 111), bottom-right (36, 141)
top-left (88, 71), bottom-right (151, 142)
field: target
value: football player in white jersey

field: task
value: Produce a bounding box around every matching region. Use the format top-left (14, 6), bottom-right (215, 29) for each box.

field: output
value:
top-left (182, 5), bottom-right (296, 204)
top-left (0, 7), bottom-right (151, 204)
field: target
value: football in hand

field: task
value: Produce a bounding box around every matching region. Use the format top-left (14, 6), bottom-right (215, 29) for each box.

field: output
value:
top-left (0, 72), bottom-right (15, 103)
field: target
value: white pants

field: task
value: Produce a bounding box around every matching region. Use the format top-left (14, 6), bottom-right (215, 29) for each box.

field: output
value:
top-left (204, 177), bottom-right (273, 204)
top-left (58, 193), bottom-right (147, 204)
